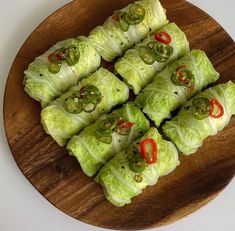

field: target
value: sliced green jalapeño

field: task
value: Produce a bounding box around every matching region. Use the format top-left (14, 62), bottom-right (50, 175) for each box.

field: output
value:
top-left (129, 3), bottom-right (145, 18)
top-left (171, 67), bottom-right (195, 88)
top-left (79, 85), bottom-right (102, 104)
top-left (129, 154), bottom-right (146, 173)
top-left (63, 85), bottom-right (101, 114)
top-left (63, 95), bottom-right (83, 114)
top-left (65, 45), bottom-right (80, 66)
top-left (192, 97), bottom-right (210, 120)
top-left (119, 12), bottom-right (129, 32)
top-left (146, 41), bottom-right (173, 63)
top-left (138, 46), bottom-right (156, 65)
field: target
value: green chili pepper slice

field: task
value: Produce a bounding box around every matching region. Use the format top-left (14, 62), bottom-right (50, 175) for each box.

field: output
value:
top-left (95, 130), bottom-right (112, 144)
top-left (79, 85), bottom-right (102, 104)
top-left (124, 13), bottom-right (144, 25)
top-left (65, 45), bottom-right (80, 66)
top-left (134, 174), bottom-right (143, 183)
top-left (171, 67), bottom-right (195, 88)
top-left (129, 154), bottom-right (146, 173)
top-left (95, 117), bottom-right (117, 144)
top-left (155, 54), bottom-right (169, 63)
top-left (49, 62), bottom-right (61, 74)
top-left (125, 145), bottom-right (139, 161)
top-left (115, 126), bottom-right (131, 136)
top-left (153, 42), bottom-right (173, 59)
top-left (129, 3), bottom-right (145, 18)
top-left (119, 12), bottom-right (129, 31)
top-left (192, 97), bottom-right (210, 120)
top-left (138, 46), bottom-right (156, 65)
top-left (147, 41), bottom-right (157, 49)
top-left (97, 117), bottom-right (117, 134)
top-left (63, 95), bottom-right (83, 114)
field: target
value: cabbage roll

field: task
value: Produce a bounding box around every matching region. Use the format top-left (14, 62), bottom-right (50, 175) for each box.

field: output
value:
top-left (24, 36), bottom-right (101, 107)
top-left (163, 81), bottom-right (235, 155)
top-left (115, 22), bottom-right (190, 94)
top-left (96, 127), bottom-right (179, 207)
top-left (88, 0), bottom-right (168, 62)
top-left (41, 68), bottom-right (129, 146)
top-left (67, 102), bottom-right (150, 176)
top-left (135, 50), bottom-right (219, 126)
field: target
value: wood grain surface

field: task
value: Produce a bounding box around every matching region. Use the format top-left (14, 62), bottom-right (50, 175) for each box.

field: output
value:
top-left (3, 0), bottom-right (235, 229)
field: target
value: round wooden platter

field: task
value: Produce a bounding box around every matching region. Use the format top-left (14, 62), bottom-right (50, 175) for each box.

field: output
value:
top-left (3, 0), bottom-right (235, 230)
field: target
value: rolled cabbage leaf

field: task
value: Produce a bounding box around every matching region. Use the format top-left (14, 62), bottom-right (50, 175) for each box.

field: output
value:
top-left (41, 68), bottom-right (129, 146)
top-left (115, 22), bottom-right (190, 94)
top-left (67, 102), bottom-right (150, 177)
top-left (135, 50), bottom-right (220, 126)
top-left (163, 81), bottom-right (235, 155)
top-left (24, 36), bottom-right (101, 107)
top-left (88, 0), bottom-right (168, 62)
top-left (96, 127), bottom-right (179, 207)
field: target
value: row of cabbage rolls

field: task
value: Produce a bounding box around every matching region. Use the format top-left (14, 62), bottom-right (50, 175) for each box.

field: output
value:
top-left (24, 0), bottom-right (168, 107)
top-left (23, 0), bottom-right (235, 207)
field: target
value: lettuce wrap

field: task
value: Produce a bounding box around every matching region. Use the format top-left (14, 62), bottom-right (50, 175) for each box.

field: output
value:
top-left (135, 50), bottom-right (220, 126)
top-left (24, 36), bottom-right (101, 107)
top-left (67, 102), bottom-right (150, 177)
top-left (115, 22), bottom-right (190, 94)
top-left (88, 0), bottom-right (168, 62)
top-left (163, 81), bottom-right (235, 155)
top-left (41, 68), bottom-right (129, 146)
top-left (96, 127), bottom-right (179, 207)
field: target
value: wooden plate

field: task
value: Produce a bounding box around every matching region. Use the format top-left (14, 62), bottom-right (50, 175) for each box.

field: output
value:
top-left (3, 0), bottom-right (235, 229)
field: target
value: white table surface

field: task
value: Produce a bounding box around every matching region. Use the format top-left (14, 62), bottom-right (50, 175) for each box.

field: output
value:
top-left (0, 1), bottom-right (234, 230)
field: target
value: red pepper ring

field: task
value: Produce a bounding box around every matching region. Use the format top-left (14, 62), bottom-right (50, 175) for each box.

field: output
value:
top-left (48, 53), bottom-right (63, 62)
top-left (48, 54), bottom-right (53, 62)
top-left (209, 98), bottom-right (224, 119)
top-left (117, 120), bottom-right (135, 129)
top-left (155, 31), bottom-right (171, 45)
top-left (140, 138), bottom-right (157, 164)
top-left (112, 11), bottom-right (120, 21)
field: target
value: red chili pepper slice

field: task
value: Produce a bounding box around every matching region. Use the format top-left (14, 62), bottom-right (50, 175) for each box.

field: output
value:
top-left (48, 54), bottom-right (53, 62)
top-left (117, 120), bottom-right (135, 129)
top-left (209, 98), bottom-right (224, 119)
top-left (56, 54), bottom-right (63, 60)
top-left (112, 14), bottom-right (119, 21)
top-left (155, 31), bottom-right (171, 44)
top-left (48, 53), bottom-right (63, 62)
top-left (140, 138), bottom-right (157, 164)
